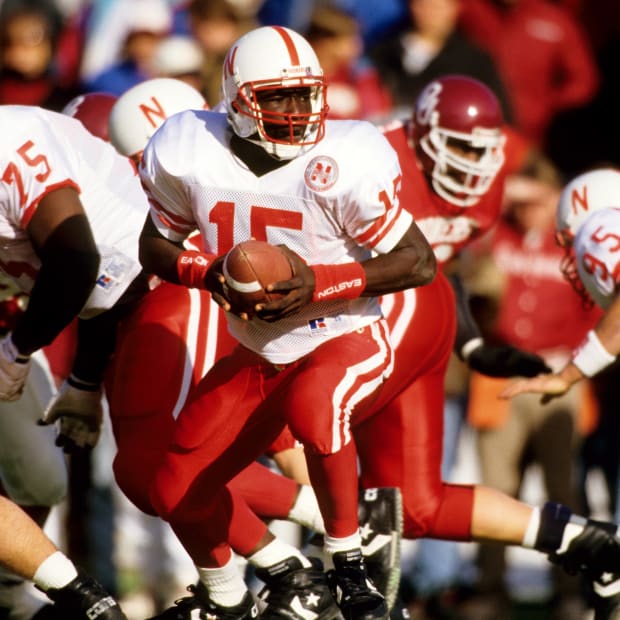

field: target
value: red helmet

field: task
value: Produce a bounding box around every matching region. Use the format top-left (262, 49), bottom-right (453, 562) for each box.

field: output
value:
top-left (61, 92), bottom-right (118, 142)
top-left (412, 75), bottom-right (505, 207)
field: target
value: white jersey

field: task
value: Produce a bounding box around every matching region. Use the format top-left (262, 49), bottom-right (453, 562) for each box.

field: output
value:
top-left (0, 106), bottom-right (150, 318)
top-left (140, 111), bottom-right (412, 364)
top-left (573, 207), bottom-right (620, 310)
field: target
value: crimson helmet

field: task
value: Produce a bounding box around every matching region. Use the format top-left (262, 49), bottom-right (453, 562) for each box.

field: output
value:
top-left (61, 92), bottom-right (118, 142)
top-left (412, 75), bottom-right (505, 207)
top-left (222, 26), bottom-right (328, 161)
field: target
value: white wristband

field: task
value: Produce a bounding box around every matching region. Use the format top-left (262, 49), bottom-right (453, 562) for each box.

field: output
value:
top-left (461, 337), bottom-right (484, 361)
top-left (572, 329), bottom-right (616, 377)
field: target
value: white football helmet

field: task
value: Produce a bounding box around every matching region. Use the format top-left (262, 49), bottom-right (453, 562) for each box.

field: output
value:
top-left (108, 77), bottom-right (208, 158)
top-left (222, 25), bottom-right (328, 160)
top-left (556, 168), bottom-right (620, 246)
top-left (555, 168), bottom-right (620, 308)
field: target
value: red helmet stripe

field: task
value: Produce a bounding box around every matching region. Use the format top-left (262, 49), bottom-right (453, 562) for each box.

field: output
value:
top-left (271, 26), bottom-right (300, 65)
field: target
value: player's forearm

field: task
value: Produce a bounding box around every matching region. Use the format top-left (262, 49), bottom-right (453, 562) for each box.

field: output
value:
top-left (447, 273), bottom-right (482, 357)
top-left (12, 247), bottom-right (98, 356)
top-left (592, 294), bottom-right (620, 360)
top-left (138, 216), bottom-right (185, 284)
top-left (361, 225), bottom-right (436, 295)
top-left (361, 249), bottom-right (436, 295)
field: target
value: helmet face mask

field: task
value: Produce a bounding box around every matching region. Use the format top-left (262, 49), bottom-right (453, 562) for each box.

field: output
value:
top-left (223, 26), bottom-right (328, 160)
top-left (412, 75), bottom-right (505, 207)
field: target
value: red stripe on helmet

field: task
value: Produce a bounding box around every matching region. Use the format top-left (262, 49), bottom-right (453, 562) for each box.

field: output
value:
top-left (271, 26), bottom-right (300, 65)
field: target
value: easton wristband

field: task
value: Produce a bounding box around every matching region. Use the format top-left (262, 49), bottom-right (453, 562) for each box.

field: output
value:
top-left (311, 262), bottom-right (366, 302)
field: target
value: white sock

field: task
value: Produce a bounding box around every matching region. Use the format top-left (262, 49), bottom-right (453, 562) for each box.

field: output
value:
top-left (197, 553), bottom-right (248, 607)
top-left (288, 485), bottom-right (325, 535)
top-left (522, 507), bottom-right (541, 548)
top-left (323, 532), bottom-right (362, 556)
top-left (32, 552), bottom-right (79, 591)
top-left (248, 538), bottom-right (311, 569)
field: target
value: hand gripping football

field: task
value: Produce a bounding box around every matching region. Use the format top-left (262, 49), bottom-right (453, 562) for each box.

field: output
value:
top-left (222, 240), bottom-right (293, 314)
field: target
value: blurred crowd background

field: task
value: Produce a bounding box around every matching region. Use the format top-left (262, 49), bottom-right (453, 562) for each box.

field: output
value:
top-left (1, 0), bottom-right (619, 619)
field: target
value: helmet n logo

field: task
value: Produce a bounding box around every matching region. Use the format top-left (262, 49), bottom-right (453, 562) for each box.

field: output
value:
top-left (223, 46), bottom-right (238, 79)
top-left (571, 185), bottom-right (589, 217)
top-left (416, 82), bottom-right (442, 126)
top-left (139, 96), bottom-right (167, 129)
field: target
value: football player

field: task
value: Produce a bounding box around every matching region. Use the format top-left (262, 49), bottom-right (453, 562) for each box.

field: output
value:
top-left (0, 101), bottom-right (150, 620)
top-left (104, 79), bottom-right (403, 620)
top-left (501, 167), bottom-right (620, 618)
top-left (138, 25), bottom-right (436, 620)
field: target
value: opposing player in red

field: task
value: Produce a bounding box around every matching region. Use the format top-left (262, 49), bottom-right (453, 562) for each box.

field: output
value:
top-left (138, 25), bottom-right (437, 620)
top-left (352, 75), bottom-right (620, 617)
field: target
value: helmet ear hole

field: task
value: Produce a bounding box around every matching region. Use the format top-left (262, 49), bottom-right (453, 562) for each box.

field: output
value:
top-left (412, 74), bottom-right (505, 207)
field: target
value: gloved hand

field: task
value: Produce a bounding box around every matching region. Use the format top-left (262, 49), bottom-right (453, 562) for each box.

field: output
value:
top-left (38, 378), bottom-right (103, 453)
top-left (0, 332), bottom-right (31, 401)
top-left (466, 341), bottom-right (552, 378)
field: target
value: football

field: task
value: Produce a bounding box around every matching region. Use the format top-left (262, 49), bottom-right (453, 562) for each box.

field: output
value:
top-left (222, 240), bottom-right (293, 314)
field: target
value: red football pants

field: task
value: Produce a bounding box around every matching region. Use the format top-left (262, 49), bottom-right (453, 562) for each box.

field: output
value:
top-left (149, 320), bottom-right (393, 551)
top-left (107, 282), bottom-right (301, 565)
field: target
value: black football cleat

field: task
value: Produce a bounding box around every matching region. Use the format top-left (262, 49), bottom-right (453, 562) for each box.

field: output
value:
top-left (146, 583), bottom-right (257, 620)
top-left (43, 571), bottom-right (128, 619)
top-left (328, 549), bottom-right (388, 620)
top-left (592, 573), bottom-right (620, 620)
top-left (256, 556), bottom-right (343, 620)
top-left (358, 488), bottom-right (403, 611)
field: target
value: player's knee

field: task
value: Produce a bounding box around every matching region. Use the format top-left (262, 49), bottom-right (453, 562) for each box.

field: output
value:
top-left (402, 495), bottom-right (441, 538)
top-left (113, 461), bottom-right (157, 516)
top-left (285, 418), bottom-right (334, 455)
top-left (3, 461), bottom-right (67, 507)
top-left (285, 386), bottom-right (338, 454)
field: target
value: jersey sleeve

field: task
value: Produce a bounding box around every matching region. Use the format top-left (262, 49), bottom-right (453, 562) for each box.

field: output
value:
top-left (342, 123), bottom-right (413, 255)
top-left (138, 117), bottom-right (196, 243)
top-left (574, 208), bottom-right (620, 309)
top-left (0, 116), bottom-right (79, 231)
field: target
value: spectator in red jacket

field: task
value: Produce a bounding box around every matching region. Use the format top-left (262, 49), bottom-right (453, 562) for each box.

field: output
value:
top-left (459, 0), bottom-right (599, 148)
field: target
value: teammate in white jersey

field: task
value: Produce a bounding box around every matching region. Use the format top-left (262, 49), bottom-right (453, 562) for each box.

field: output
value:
top-left (501, 168), bottom-right (620, 400)
top-left (0, 104), bottom-right (144, 619)
top-left (0, 104), bottom-right (152, 459)
top-left (138, 25), bottom-right (436, 620)
top-left (502, 167), bottom-right (620, 619)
